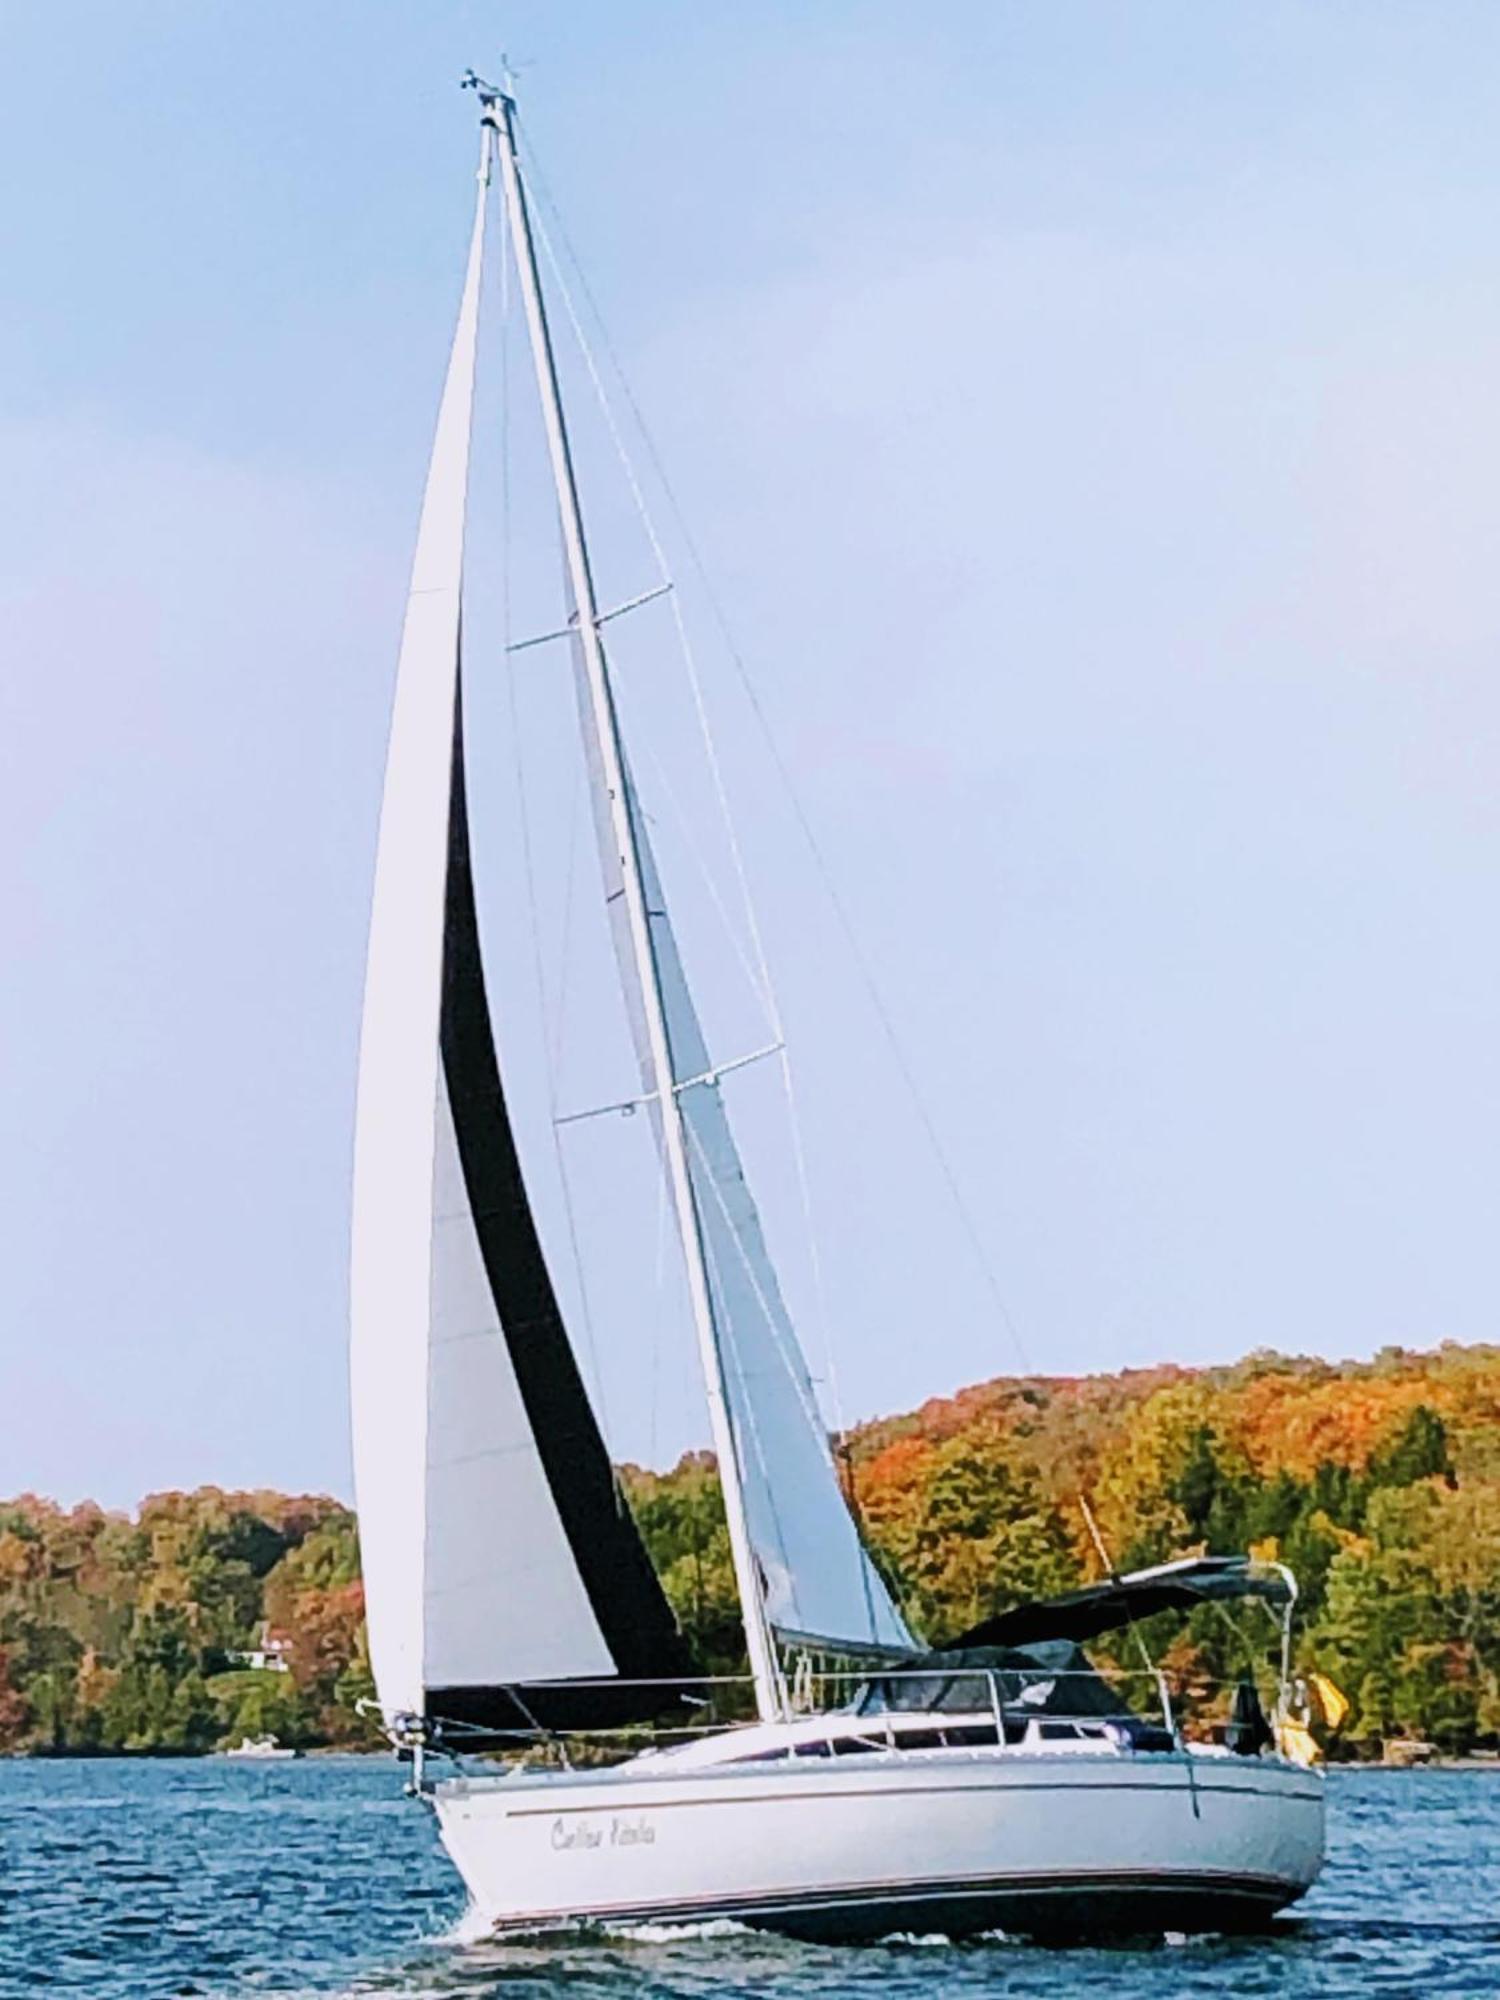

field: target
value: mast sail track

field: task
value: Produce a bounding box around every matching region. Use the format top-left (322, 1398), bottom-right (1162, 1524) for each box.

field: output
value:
top-left (491, 85), bottom-right (914, 1699)
top-left (350, 112), bottom-right (689, 1741)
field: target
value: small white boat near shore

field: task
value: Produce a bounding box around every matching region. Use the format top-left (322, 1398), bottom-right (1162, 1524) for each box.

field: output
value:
top-left (348, 70), bottom-right (1325, 1942)
top-left (224, 1734), bottom-right (300, 1761)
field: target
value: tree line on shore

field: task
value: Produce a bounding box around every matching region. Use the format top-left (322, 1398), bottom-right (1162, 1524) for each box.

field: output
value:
top-left (1, 1341), bottom-right (1495, 1756)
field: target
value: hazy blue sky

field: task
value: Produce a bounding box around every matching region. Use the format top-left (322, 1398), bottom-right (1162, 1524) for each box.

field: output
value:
top-left (4, 4), bottom-right (1499, 1509)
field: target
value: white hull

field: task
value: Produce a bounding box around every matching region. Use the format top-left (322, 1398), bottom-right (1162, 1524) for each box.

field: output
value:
top-left (436, 1743), bottom-right (1324, 1943)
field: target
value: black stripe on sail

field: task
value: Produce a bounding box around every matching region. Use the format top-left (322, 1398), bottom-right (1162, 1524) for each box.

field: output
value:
top-left (435, 681), bottom-right (694, 1731)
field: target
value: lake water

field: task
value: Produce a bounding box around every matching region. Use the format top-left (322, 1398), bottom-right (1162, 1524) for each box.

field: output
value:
top-left (3, 1757), bottom-right (1497, 1999)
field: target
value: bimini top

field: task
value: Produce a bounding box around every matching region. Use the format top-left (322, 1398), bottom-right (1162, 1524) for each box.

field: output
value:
top-left (945, 1556), bottom-right (1294, 1652)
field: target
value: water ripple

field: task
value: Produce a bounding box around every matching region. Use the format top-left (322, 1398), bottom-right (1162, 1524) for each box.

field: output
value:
top-left (0, 1760), bottom-right (1494, 1998)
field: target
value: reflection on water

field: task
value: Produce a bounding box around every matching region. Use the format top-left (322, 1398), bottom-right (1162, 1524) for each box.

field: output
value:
top-left (2, 1757), bottom-right (1495, 1998)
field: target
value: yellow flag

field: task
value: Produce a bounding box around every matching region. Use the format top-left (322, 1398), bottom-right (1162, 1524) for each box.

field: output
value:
top-left (1309, 1672), bottom-right (1351, 1731)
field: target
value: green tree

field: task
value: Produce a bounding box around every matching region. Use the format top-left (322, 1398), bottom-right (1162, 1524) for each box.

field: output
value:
top-left (1367, 1405), bottom-right (1454, 1492)
top-left (626, 1458), bottom-right (744, 1673)
top-left (0, 1647), bottom-right (31, 1751)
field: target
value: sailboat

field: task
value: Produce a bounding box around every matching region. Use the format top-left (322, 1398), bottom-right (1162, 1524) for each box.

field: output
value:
top-left (349, 74), bottom-right (1325, 1942)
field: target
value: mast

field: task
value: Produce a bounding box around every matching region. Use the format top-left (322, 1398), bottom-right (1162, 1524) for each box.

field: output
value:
top-left (482, 78), bottom-right (784, 1721)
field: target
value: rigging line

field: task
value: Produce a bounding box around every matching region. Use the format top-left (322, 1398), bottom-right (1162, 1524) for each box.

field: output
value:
top-left (604, 671), bottom-right (851, 1476)
top-left (542, 268), bottom-right (1033, 1371)
top-left (519, 135), bottom-right (852, 1436)
top-left (519, 132), bottom-right (781, 1042)
top-left (547, 741), bottom-right (586, 1087)
top-left (1209, 1598), bottom-right (1262, 1673)
top-left (609, 669), bottom-right (840, 1440)
top-left (711, 645), bottom-right (1033, 1379)
top-left (648, 1119), bottom-right (673, 1473)
top-left (513, 121), bottom-right (1029, 1390)
top-left (776, 1043), bottom-right (889, 1640)
top-left (624, 715), bottom-right (780, 1025)
top-left (637, 729), bottom-right (844, 1443)
top-left (497, 152), bottom-right (612, 1449)
top-left (776, 1043), bottom-right (842, 1414)
top-left (524, 219), bottom-right (779, 1032)
top-left (1078, 1495), bottom-right (1157, 1685)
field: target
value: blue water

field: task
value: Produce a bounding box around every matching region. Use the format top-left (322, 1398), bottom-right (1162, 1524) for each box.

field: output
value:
top-left (2, 1758), bottom-right (1497, 1999)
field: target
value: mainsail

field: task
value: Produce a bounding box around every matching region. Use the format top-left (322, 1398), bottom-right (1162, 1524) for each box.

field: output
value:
top-left (349, 139), bottom-right (688, 1736)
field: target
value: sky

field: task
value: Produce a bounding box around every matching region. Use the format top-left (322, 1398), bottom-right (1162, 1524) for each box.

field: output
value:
top-left (3, 3), bottom-right (1499, 1510)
